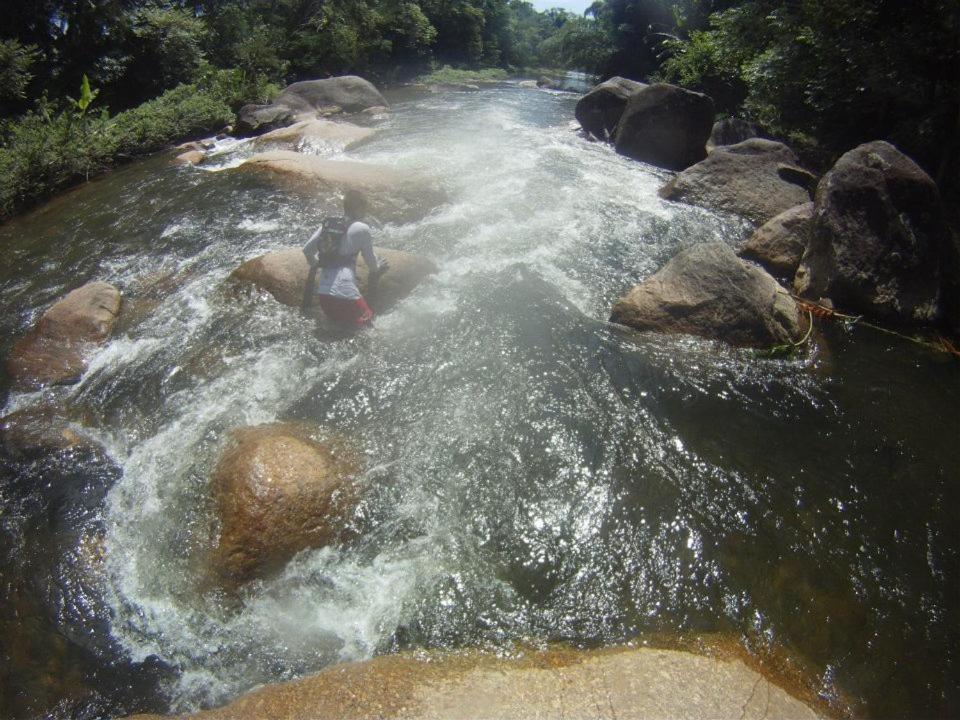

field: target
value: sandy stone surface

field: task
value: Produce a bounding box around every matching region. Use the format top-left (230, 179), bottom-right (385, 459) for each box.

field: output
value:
top-left (238, 151), bottom-right (446, 223)
top-left (125, 646), bottom-right (825, 720)
top-left (253, 119), bottom-right (376, 151)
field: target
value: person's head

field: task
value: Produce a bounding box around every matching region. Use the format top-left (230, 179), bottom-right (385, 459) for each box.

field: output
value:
top-left (343, 189), bottom-right (368, 220)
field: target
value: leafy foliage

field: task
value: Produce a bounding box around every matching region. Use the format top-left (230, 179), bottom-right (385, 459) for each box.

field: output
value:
top-left (0, 69), bottom-right (275, 220)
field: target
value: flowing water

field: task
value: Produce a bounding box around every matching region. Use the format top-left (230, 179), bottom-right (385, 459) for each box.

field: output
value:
top-left (1, 80), bottom-right (958, 719)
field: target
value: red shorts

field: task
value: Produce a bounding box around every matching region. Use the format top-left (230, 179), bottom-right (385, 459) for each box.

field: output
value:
top-left (317, 294), bottom-right (374, 329)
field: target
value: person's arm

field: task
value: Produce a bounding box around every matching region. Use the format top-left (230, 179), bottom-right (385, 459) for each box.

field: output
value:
top-left (302, 226), bottom-right (322, 266)
top-left (356, 224), bottom-right (386, 281)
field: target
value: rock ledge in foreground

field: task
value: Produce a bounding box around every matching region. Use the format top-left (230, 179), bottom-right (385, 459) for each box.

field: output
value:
top-left (124, 645), bottom-right (825, 720)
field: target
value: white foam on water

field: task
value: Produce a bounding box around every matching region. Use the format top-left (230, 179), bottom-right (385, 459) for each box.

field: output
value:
top-left (236, 218), bottom-right (281, 233)
top-left (91, 84), bottom-right (751, 712)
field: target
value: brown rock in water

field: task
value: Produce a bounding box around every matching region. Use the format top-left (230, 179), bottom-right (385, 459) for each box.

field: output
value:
top-left (795, 141), bottom-right (951, 325)
top-left (210, 423), bottom-right (363, 585)
top-left (739, 202), bottom-right (814, 280)
top-left (613, 83), bottom-right (714, 171)
top-left (6, 282), bottom-right (121, 390)
top-left (123, 644), bottom-right (825, 720)
top-left (275, 76), bottom-right (388, 115)
top-left (230, 246), bottom-right (437, 313)
top-left (610, 242), bottom-right (804, 348)
top-left (660, 139), bottom-right (813, 226)
top-left (174, 150), bottom-right (204, 166)
top-left (238, 151), bottom-right (445, 224)
top-left (253, 119), bottom-right (375, 151)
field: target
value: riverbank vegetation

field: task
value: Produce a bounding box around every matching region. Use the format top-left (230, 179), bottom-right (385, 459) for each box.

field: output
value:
top-left (550, 0), bottom-right (959, 192)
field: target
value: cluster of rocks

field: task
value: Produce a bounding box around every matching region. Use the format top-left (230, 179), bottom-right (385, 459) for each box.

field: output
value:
top-left (576, 77), bottom-right (959, 347)
top-left (7, 75), bottom-right (442, 596)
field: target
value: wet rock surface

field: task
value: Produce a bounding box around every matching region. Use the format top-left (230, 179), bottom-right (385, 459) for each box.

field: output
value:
top-left (739, 202), bottom-right (814, 280)
top-left (124, 645), bottom-right (824, 720)
top-left (575, 76), bottom-right (646, 141)
top-left (613, 83), bottom-right (714, 171)
top-left (209, 423), bottom-right (363, 585)
top-left (795, 140), bottom-right (951, 325)
top-left (253, 119), bottom-right (375, 151)
top-left (660, 139), bottom-right (813, 226)
top-left (611, 242), bottom-right (803, 348)
top-left (237, 151), bottom-right (446, 223)
top-left (6, 281), bottom-right (121, 391)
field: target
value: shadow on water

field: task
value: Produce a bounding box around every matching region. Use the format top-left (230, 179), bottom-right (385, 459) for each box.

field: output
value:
top-left (0, 84), bottom-right (957, 719)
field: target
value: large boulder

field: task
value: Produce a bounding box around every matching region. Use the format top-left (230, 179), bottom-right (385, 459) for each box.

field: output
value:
top-left (610, 242), bottom-right (804, 348)
top-left (794, 141), bottom-right (951, 325)
top-left (613, 83), bottom-right (714, 171)
top-left (739, 202), bottom-right (814, 280)
top-left (125, 644), bottom-right (824, 720)
top-left (237, 151), bottom-right (445, 224)
top-left (230, 246), bottom-right (438, 313)
top-left (275, 76), bottom-right (387, 115)
top-left (574, 76), bottom-right (646, 141)
top-left (660, 139), bottom-right (813, 225)
top-left (235, 104), bottom-right (298, 137)
top-left (210, 423), bottom-right (363, 585)
top-left (6, 282), bottom-right (121, 391)
top-left (253, 119), bottom-right (375, 152)
top-left (707, 118), bottom-right (758, 150)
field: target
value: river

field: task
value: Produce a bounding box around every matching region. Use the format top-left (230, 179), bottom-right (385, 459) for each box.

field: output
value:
top-left (0, 80), bottom-right (957, 719)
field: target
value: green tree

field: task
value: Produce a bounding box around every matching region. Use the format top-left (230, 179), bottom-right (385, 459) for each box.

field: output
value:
top-left (0, 39), bottom-right (40, 115)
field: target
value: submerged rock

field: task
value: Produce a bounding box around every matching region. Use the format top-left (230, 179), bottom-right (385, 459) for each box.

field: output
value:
top-left (0, 405), bottom-right (105, 461)
top-left (610, 242), bottom-right (804, 348)
top-left (660, 139), bottom-right (813, 226)
top-left (275, 76), bottom-right (388, 114)
top-left (574, 76), bottom-right (646, 141)
top-left (6, 281), bottom-right (121, 391)
top-left (237, 151), bottom-right (446, 224)
top-left (174, 150), bottom-right (204, 166)
top-left (739, 202), bottom-right (814, 280)
top-left (795, 141), bottom-right (950, 325)
top-left (209, 423), bottom-right (363, 585)
top-left (253, 119), bottom-right (375, 151)
top-left (124, 644), bottom-right (823, 720)
top-left (613, 83), bottom-right (714, 171)
top-left (230, 245), bottom-right (437, 313)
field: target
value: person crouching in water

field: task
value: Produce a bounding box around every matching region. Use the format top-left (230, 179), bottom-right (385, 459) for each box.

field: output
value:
top-left (303, 189), bottom-right (389, 330)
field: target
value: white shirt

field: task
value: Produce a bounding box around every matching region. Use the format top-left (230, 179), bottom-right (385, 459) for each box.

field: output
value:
top-left (302, 220), bottom-right (379, 300)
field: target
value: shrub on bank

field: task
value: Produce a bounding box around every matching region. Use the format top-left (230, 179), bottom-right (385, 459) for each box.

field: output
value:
top-left (0, 68), bottom-right (276, 221)
top-left (416, 65), bottom-right (509, 84)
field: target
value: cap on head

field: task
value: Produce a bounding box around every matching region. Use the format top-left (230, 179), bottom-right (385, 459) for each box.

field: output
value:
top-left (343, 189), bottom-right (368, 219)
